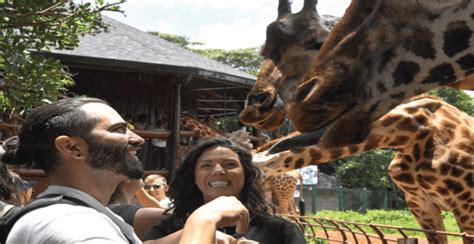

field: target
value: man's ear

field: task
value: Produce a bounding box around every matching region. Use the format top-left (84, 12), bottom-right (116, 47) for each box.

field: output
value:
top-left (54, 135), bottom-right (87, 160)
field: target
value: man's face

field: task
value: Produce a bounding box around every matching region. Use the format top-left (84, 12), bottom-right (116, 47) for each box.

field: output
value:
top-left (144, 177), bottom-right (168, 200)
top-left (80, 103), bottom-right (145, 179)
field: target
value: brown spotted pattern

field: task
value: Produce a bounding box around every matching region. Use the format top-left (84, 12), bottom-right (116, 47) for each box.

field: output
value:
top-left (254, 97), bottom-right (473, 244)
top-left (241, 1), bottom-right (473, 242)
top-left (261, 169), bottom-right (303, 215)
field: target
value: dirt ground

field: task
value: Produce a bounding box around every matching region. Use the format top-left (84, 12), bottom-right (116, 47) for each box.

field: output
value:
top-left (310, 231), bottom-right (465, 244)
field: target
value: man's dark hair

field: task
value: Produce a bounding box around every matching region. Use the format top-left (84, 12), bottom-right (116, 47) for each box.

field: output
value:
top-left (155, 137), bottom-right (272, 235)
top-left (2, 97), bottom-right (108, 174)
top-left (0, 137), bottom-right (18, 202)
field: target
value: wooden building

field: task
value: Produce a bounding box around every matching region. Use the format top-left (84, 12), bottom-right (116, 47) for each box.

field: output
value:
top-left (22, 16), bottom-right (256, 182)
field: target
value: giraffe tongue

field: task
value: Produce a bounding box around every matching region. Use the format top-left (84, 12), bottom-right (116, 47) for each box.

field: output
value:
top-left (268, 126), bottom-right (326, 154)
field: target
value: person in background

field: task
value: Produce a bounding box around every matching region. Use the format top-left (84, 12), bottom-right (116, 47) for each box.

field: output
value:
top-left (109, 177), bottom-right (167, 240)
top-left (10, 172), bottom-right (35, 206)
top-left (144, 137), bottom-right (306, 244)
top-left (0, 136), bottom-right (20, 217)
top-left (3, 97), bottom-right (249, 244)
top-left (143, 174), bottom-right (172, 209)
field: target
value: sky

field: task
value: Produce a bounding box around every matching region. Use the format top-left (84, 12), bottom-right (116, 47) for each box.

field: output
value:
top-left (103, 0), bottom-right (351, 50)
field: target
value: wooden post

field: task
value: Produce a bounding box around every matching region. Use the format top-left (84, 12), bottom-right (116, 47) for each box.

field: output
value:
top-left (223, 86), bottom-right (227, 132)
top-left (167, 75), bottom-right (191, 182)
top-left (397, 238), bottom-right (418, 244)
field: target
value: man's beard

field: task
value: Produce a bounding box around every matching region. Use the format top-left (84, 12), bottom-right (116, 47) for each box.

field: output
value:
top-left (84, 137), bottom-right (144, 179)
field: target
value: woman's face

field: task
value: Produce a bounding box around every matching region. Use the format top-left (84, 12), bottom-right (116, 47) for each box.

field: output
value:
top-left (195, 146), bottom-right (245, 203)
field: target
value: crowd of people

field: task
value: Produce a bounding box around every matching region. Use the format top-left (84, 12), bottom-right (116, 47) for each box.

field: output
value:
top-left (0, 97), bottom-right (305, 243)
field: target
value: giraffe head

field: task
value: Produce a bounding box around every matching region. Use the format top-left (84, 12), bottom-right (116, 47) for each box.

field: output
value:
top-left (286, 0), bottom-right (473, 148)
top-left (247, 0), bottom-right (474, 152)
top-left (239, 0), bottom-right (339, 130)
top-left (239, 59), bottom-right (286, 130)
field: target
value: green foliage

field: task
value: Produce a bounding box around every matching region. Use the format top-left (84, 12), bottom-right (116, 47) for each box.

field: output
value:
top-left (0, 0), bottom-right (124, 112)
top-left (335, 149), bottom-right (395, 188)
top-left (149, 32), bottom-right (262, 76)
top-left (194, 48), bottom-right (263, 76)
top-left (428, 87), bottom-right (473, 115)
top-left (149, 31), bottom-right (203, 49)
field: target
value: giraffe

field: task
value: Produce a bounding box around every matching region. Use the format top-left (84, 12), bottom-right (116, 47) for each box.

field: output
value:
top-left (252, 91), bottom-right (474, 243)
top-left (179, 115), bottom-right (305, 215)
top-left (261, 169), bottom-right (304, 215)
top-left (240, 1), bottom-right (473, 242)
top-left (242, 0), bottom-right (473, 153)
top-left (180, 115), bottom-right (223, 139)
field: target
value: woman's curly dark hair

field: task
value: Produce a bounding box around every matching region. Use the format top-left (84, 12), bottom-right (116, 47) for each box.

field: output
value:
top-left (156, 137), bottom-right (272, 235)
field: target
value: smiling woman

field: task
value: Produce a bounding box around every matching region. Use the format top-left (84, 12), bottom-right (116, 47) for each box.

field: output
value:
top-left (144, 137), bottom-right (306, 244)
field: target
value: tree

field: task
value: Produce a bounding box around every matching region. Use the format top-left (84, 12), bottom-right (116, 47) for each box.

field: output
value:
top-left (149, 32), bottom-right (263, 77)
top-left (428, 87), bottom-right (473, 115)
top-left (0, 0), bottom-right (124, 113)
top-left (149, 31), bottom-right (203, 49)
top-left (335, 149), bottom-right (395, 189)
top-left (195, 48), bottom-right (262, 76)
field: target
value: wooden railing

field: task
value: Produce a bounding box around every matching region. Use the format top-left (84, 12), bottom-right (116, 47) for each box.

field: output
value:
top-left (281, 214), bottom-right (474, 244)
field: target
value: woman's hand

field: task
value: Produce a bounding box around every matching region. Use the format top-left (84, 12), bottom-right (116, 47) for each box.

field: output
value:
top-left (179, 196), bottom-right (249, 244)
top-left (196, 196), bottom-right (249, 234)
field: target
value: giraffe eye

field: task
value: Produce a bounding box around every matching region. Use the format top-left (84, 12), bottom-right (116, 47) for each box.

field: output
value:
top-left (249, 92), bottom-right (272, 106)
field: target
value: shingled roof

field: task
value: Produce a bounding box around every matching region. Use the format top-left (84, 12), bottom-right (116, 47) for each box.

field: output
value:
top-left (44, 16), bottom-right (256, 87)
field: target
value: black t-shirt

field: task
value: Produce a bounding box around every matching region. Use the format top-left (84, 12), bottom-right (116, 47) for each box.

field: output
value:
top-left (109, 203), bottom-right (142, 227)
top-left (144, 214), bottom-right (306, 244)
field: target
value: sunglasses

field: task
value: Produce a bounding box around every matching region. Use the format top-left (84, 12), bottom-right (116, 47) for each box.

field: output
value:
top-left (144, 184), bottom-right (162, 190)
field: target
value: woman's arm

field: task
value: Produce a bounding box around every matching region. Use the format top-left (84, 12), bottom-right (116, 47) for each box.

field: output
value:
top-left (133, 207), bottom-right (166, 240)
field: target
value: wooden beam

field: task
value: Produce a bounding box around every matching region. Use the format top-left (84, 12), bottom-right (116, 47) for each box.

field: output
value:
top-left (197, 99), bottom-right (245, 103)
top-left (133, 129), bottom-right (195, 139)
top-left (197, 108), bottom-right (238, 111)
top-left (201, 112), bottom-right (238, 117)
top-left (186, 87), bottom-right (244, 92)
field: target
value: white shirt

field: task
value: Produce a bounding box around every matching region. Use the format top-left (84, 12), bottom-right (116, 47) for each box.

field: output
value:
top-left (159, 197), bottom-right (172, 209)
top-left (7, 185), bottom-right (141, 244)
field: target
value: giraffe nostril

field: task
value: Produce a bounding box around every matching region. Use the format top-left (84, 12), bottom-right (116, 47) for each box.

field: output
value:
top-left (294, 78), bottom-right (318, 103)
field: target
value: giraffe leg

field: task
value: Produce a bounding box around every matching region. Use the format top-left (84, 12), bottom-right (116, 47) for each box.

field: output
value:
top-left (388, 156), bottom-right (448, 244)
top-left (453, 208), bottom-right (474, 244)
top-left (403, 195), bottom-right (447, 244)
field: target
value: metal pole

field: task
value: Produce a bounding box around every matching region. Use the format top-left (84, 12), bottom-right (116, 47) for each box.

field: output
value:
top-left (338, 186), bottom-right (344, 211)
top-left (360, 188), bottom-right (368, 214)
top-left (311, 186), bottom-right (317, 214)
top-left (383, 188), bottom-right (389, 210)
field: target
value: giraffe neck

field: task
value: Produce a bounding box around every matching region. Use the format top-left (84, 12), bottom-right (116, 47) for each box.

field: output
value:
top-left (256, 96), bottom-right (452, 174)
top-left (181, 115), bottom-right (223, 139)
